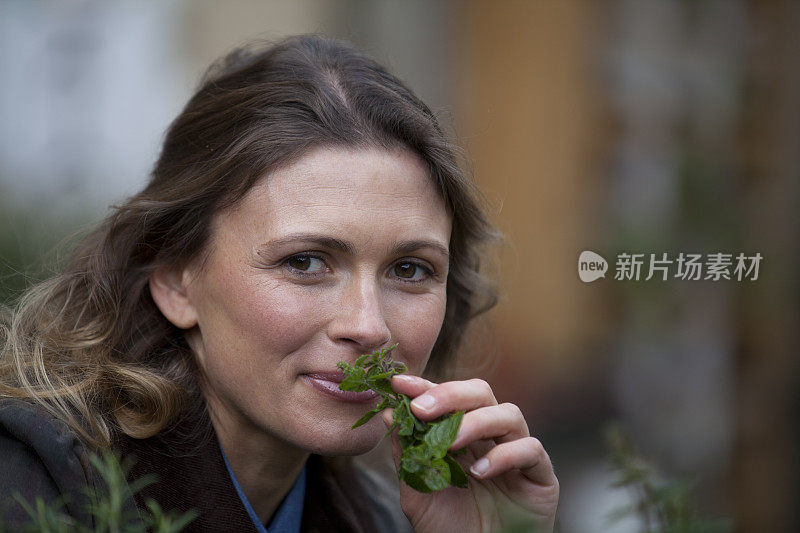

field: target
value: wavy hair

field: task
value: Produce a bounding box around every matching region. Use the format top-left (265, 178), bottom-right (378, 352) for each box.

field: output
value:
top-left (0, 35), bottom-right (498, 448)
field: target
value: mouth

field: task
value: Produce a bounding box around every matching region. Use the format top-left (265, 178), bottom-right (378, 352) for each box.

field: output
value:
top-left (301, 372), bottom-right (380, 403)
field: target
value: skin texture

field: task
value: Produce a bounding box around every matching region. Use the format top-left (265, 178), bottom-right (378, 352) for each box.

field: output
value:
top-left (149, 145), bottom-right (559, 530)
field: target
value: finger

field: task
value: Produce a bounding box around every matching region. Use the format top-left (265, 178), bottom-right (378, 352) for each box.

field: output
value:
top-left (464, 438), bottom-right (496, 462)
top-left (390, 374), bottom-right (437, 397)
top-left (407, 378), bottom-right (497, 420)
top-left (381, 408), bottom-right (394, 428)
top-left (469, 437), bottom-right (558, 487)
top-left (450, 403), bottom-right (530, 450)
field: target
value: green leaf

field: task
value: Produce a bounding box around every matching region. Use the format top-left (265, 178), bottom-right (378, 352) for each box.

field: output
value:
top-left (354, 353), bottom-right (370, 367)
top-left (10, 451), bottom-right (197, 532)
top-left (444, 454), bottom-right (469, 488)
top-left (394, 397), bottom-right (416, 437)
top-left (421, 458), bottom-right (451, 492)
top-left (338, 344), bottom-right (469, 494)
top-left (399, 470), bottom-right (433, 493)
top-left (352, 398), bottom-right (389, 428)
top-left (336, 361), bottom-right (354, 374)
top-left (423, 411), bottom-right (464, 458)
top-left (390, 360), bottom-right (407, 373)
top-left (366, 377), bottom-right (395, 395)
top-left (351, 408), bottom-right (380, 428)
top-left (400, 449), bottom-right (425, 474)
top-left (338, 366), bottom-right (369, 391)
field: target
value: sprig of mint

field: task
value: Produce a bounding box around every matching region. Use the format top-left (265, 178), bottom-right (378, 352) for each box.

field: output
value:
top-left (337, 345), bottom-right (469, 493)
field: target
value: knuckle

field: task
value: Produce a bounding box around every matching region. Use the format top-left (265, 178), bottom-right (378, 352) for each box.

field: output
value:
top-left (492, 442), bottom-right (515, 464)
top-left (500, 402), bottom-right (522, 418)
top-left (469, 378), bottom-right (492, 395)
top-left (525, 436), bottom-right (546, 457)
top-left (527, 436), bottom-right (543, 449)
top-left (431, 383), bottom-right (453, 401)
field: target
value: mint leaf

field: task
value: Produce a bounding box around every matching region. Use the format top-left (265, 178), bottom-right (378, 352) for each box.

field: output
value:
top-left (338, 345), bottom-right (469, 493)
top-left (444, 454), bottom-right (469, 488)
top-left (395, 396), bottom-right (416, 437)
top-left (337, 363), bottom-right (369, 391)
top-left (352, 397), bottom-right (390, 428)
top-left (424, 411), bottom-right (464, 458)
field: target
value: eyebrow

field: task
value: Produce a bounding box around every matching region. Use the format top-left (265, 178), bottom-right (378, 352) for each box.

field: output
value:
top-left (260, 233), bottom-right (449, 259)
top-left (393, 239), bottom-right (450, 259)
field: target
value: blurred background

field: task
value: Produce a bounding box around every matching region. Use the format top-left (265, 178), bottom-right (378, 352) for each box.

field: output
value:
top-left (1, 1), bottom-right (797, 531)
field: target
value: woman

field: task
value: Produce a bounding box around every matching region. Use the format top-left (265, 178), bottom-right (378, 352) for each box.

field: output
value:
top-left (0, 36), bottom-right (558, 532)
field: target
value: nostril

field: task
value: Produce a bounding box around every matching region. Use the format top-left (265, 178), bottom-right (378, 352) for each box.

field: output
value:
top-left (338, 331), bottom-right (391, 354)
top-left (331, 316), bottom-right (391, 354)
top-left (328, 280), bottom-right (390, 350)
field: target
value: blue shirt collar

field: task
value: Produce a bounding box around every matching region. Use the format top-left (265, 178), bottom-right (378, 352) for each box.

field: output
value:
top-left (220, 444), bottom-right (307, 533)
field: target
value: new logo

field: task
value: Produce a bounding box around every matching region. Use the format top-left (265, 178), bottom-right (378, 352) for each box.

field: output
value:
top-left (578, 250), bottom-right (608, 282)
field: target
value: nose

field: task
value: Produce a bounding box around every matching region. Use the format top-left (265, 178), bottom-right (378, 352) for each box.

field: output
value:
top-left (327, 272), bottom-right (391, 353)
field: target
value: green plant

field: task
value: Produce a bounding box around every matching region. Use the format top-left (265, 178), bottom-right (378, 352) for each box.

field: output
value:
top-left (604, 423), bottom-right (732, 533)
top-left (6, 450), bottom-right (197, 532)
top-left (338, 344), bottom-right (469, 493)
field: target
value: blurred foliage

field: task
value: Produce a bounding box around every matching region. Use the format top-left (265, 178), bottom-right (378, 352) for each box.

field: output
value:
top-left (1, 450), bottom-right (197, 533)
top-left (0, 199), bottom-right (89, 306)
top-left (604, 423), bottom-right (732, 533)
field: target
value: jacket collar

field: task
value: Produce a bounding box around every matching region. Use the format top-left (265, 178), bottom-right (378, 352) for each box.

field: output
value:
top-left (116, 411), bottom-right (382, 533)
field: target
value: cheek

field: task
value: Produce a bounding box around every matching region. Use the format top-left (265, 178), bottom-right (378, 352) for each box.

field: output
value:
top-left (195, 270), bottom-right (328, 365)
top-left (235, 281), bottom-right (328, 353)
top-left (388, 292), bottom-right (447, 375)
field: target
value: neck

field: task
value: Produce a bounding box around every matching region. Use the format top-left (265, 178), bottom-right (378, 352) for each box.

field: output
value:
top-left (205, 393), bottom-right (310, 525)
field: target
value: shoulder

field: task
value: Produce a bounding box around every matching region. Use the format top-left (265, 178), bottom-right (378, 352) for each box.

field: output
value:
top-left (0, 397), bottom-right (95, 527)
top-left (351, 444), bottom-right (413, 533)
top-left (352, 462), bottom-right (413, 533)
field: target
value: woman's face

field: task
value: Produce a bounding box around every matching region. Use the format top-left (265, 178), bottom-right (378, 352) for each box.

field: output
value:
top-left (180, 146), bottom-right (451, 455)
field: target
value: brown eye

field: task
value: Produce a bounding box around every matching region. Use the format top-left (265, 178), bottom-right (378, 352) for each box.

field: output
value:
top-left (394, 262), bottom-right (416, 278)
top-left (288, 256), bottom-right (310, 270)
top-left (285, 255), bottom-right (325, 273)
top-left (394, 261), bottom-right (430, 281)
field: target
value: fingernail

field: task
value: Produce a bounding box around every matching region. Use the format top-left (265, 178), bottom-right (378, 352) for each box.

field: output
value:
top-left (470, 458), bottom-right (490, 477)
top-left (393, 375), bottom-right (415, 383)
top-left (411, 394), bottom-right (435, 411)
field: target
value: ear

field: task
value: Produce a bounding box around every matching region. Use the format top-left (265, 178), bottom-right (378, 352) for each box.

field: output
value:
top-left (149, 266), bottom-right (198, 329)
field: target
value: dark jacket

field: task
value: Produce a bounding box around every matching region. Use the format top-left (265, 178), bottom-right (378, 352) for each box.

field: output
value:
top-left (0, 398), bottom-right (412, 532)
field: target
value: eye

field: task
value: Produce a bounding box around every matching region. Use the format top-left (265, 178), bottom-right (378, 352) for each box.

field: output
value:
top-left (284, 254), bottom-right (327, 274)
top-left (392, 261), bottom-right (431, 282)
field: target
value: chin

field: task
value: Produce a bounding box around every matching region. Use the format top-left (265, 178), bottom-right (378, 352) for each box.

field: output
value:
top-left (295, 418), bottom-right (385, 457)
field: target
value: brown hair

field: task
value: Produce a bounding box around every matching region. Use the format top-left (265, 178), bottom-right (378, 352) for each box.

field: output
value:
top-left (0, 35), bottom-right (497, 448)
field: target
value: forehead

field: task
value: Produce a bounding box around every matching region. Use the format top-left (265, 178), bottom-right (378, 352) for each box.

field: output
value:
top-left (217, 146), bottom-right (451, 243)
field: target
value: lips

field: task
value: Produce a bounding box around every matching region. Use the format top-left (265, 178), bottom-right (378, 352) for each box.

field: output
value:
top-left (305, 371), bottom-right (345, 383)
top-left (301, 372), bottom-right (379, 403)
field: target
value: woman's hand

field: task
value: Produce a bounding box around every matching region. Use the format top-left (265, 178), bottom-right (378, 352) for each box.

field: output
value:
top-left (384, 375), bottom-right (559, 533)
